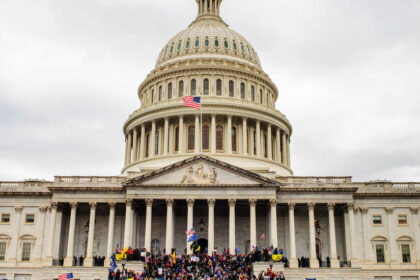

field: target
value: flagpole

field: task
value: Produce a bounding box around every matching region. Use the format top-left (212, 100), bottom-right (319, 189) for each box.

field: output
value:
top-left (200, 92), bottom-right (203, 155)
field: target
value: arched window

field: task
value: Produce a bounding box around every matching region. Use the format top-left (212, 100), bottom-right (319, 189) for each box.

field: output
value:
top-left (159, 86), bottom-right (162, 101)
top-left (232, 127), bottom-right (237, 152)
top-left (168, 83), bottom-right (173, 99)
top-left (205, 38), bottom-right (210, 47)
top-left (216, 125), bottom-right (223, 151)
top-left (195, 38), bottom-right (200, 48)
top-left (175, 126), bottom-right (179, 152)
top-left (155, 130), bottom-right (159, 155)
top-left (240, 83), bottom-right (245, 99)
top-left (20, 234), bottom-right (36, 262)
top-left (0, 234), bottom-right (11, 261)
top-left (203, 79), bottom-right (209, 95)
top-left (186, 40), bottom-right (190, 49)
top-left (188, 125), bottom-right (195, 150)
top-left (179, 81), bottom-right (184, 97)
top-left (251, 86), bottom-right (255, 101)
top-left (229, 80), bottom-right (234, 97)
top-left (191, 79), bottom-right (196, 96)
top-left (202, 124), bottom-right (209, 150)
top-left (216, 79), bottom-right (222, 96)
top-left (152, 89), bottom-right (155, 103)
top-left (260, 89), bottom-right (263, 103)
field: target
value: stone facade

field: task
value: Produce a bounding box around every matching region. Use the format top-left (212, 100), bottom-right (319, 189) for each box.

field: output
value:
top-left (1, 0), bottom-right (419, 280)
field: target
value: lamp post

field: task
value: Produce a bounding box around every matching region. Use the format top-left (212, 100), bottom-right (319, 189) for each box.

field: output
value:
top-left (199, 218), bottom-right (205, 232)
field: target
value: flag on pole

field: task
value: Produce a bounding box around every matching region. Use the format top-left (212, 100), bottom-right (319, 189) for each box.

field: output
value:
top-left (58, 273), bottom-right (74, 280)
top-left (260, 234), bottom-right (265, 240)
top-left (188, 233), bottom-right (197, 242)
top-left (186, 227), bottom-right (196, 236)
top-left (109, 255), bottom-right (117, 273)
top-left (183, 96), bottom-right (201, 110)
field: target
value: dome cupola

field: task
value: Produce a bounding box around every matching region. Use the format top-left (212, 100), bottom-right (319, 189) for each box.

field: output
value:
top-left (196, 0), bottom-right (222, 18)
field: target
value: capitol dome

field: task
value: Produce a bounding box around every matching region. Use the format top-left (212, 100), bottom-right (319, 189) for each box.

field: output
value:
top-left (122, 0), bottom-right (293, 177)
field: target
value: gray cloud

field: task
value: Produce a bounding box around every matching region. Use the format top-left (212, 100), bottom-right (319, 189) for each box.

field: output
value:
top-left (0, 0), bottom-right (419, 182)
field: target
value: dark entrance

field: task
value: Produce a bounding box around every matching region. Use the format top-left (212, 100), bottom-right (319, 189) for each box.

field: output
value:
top-left (192, 238), bottom-right (208, 254)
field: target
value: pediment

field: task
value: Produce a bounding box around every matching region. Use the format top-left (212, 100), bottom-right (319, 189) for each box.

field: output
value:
top-left (124, 155), bottom-right (279, 187)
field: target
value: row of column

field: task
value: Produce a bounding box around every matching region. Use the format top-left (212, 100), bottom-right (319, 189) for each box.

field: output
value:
top-left (124, 115), bottom-right (291, 167)
top-left (47, 200), bottom-right (352, 269)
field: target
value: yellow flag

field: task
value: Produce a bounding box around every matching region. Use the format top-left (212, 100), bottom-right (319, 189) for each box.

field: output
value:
top-left (172, 250), bottom-right (176, 262)
top-left (195, 246), bottom-right (201, 252)
top-left (122, 246), bottom-right (128, 255)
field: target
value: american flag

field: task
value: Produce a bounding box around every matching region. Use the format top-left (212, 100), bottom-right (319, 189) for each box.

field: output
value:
top-left (183, 96), bottom-right (201, 110)
top-left (58, 273), bottom-right (73, 280)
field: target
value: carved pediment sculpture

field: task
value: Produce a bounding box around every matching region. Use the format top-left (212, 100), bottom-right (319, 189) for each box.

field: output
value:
top-left (181, 163), bottom-right (218, 184)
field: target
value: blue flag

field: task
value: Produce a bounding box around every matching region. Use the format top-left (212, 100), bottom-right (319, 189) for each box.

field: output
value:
top-left (187, 233), bottom-right (197, 242)
top-left (109, 255), bottom-right (117, 273)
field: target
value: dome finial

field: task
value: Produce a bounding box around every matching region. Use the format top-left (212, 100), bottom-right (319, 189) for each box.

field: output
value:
top-left (196, 0), bottom-right (222, 17)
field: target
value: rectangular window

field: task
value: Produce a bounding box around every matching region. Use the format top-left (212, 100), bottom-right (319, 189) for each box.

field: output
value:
top-left (398, 215), bottom-right (408, 225)
top-left (373, 215), bottom-right (382, 225)
top-left (0, 242), bottom-right (6, 261)
top-left (22, 243), bottom-right (31, 261)
top-left (376, 244), bottom-right (385, 263)
top-left (401, 244), bottom-right (411, 263)
top-left (1, 214), bottom-right (10, 224)
top-left (25, 214), bottom-right (35, 224)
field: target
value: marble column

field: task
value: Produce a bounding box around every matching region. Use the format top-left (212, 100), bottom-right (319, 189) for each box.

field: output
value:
top-left (124, 199), bottom-right (132, 248)
top-left (187, 199), bottom-right (194, 254)
top-left (250, 127), bottom-right (255, 155)
top-left (211, 114), bottom-right (216, 153)
top-left (256, 120), bottom-right (261, 157)
top-left (267, 124), bottom-right (272, 160)
top-left (132, 128), bottom-right (138, 162)
top-left (36, 206), bottom-right (48, 263)
top-left (179, 116), bottom-right (184, 153)
top-left (144, 199), bottom-right (153, 251)
top-left (125, 131), bottom-right (132, 166)
top-left (286, 135), bottom-right (291, 167)
top-left (328, 203), bottom-right (340, 268)
top-left (9, 206), bottom-right (22, 263)
top-left (281, 132), bottom-right (287, 165)
top-left (164, 117), bottom-right (169, 155)
top-left (308, 203), bottom-right (319, 268)
top-left (386, 207), bottom-right (398, 264)
top-left (208, 199), bottom-right (215, 255)
top-left (84, 202), bottom-right (96, 267)
top-left (165, 199), bottom-right (174, 252)
top-left (288, 203), bottom-right (298, 268)
top-left (140, 124), bottom-right (146, 160)
top-left (45, 203), bottom-right (58, 265)
top-left (105, 203), bottom-right (116, 267)
top-left (410, 207), bottom-right (420, 267)
top-left (64, 202), bottom-right (77, 266)
top-left (150, 120), bottom-right (156, 157)
top-left (270, 199), bottom-right (278, 249)
top-left (347, 203), bottom-right (358, 266)
top-left (276, 128), bottom-right (281, 163)
top-left (195, 115), bottom-right (200, 153)
top-left (229, 199), bottom-right (236, 255)
top-left (242, 118), bottom-right (247, 155)
top-left (249, 199), bottom-right (257, 250)
top-left (227, 115), bottom-right (232, 154)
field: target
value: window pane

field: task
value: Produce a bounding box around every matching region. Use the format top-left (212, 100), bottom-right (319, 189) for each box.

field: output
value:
top-left (251, 86), bottom-right (255, 101)
top-left (191, 80), bottom-right (196, 96)
top-left (25, 214), bottom-right (34, 224)
top-left (216, 125), bottom-right (223, 150)
top-left (376, 244), bottom-right (385, 263)
top-left (229, 81), bottom-right (234, 97)
top-left (168, 83), bottom-right (173, 99)
top-left (402, 244), bottom-right (411, 263)
top-left (145, 133), bottom-right (150, 157)
top-left (179, 81), bottom-right (184, 97)
top-left (202, 125), bottom-right (209, 150)
top-left (241, 83), bottom-right (245, 99)
top-left (216, 79), bottom-right (222, 96)
top-left (373, 216), bottom-right (382, 224)
top-left (398, 215), bottom-right (407, 225)
top-left (1, 214), bottom-right (10, 223)
top-left (260, 89), bottom-right (263, 103)
top-left (204, 79), bottom-right (209, 95)
top-left (155, 131), bottom-right (159, 155)
top-left (159, 86), bottom-right (162, 101)
top-left (0, 242), bottom-right (6, 261)
top-left (22, 243), bottom-right (31, 261)
top-left (188, 126), bottom-right (195, 150)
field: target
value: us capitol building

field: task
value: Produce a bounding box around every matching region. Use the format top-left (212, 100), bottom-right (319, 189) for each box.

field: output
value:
top-left (1, 1), bottom-right (419, 280)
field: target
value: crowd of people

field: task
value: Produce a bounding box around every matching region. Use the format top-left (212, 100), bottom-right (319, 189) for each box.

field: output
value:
top-left (109, 247), bottom-right (287, 280)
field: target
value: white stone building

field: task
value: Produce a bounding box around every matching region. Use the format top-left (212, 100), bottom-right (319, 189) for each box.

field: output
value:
top-left (0, 1), bottom-right (419, 280)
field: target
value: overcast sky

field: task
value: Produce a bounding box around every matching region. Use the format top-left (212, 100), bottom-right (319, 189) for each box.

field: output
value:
top-left (0, 0), bottom-right (419, 182)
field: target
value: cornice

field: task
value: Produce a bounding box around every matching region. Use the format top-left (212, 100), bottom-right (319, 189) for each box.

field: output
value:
top-left (277, 187), bottom-right (358, 193)
top-left (354, 192), bottom-right (420, 198)
top-left (47, 187), bottom-right (124, 193)
top-left (0, 192), bottom-right (52, 197)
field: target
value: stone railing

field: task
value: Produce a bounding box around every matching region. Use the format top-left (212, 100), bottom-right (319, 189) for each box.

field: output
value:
top-left (0, 180), bottom-right (51, 193)
top-left (364, 182), bottom-right (420, 191)
top-left (54, 176), bottom-right (126, 184)
top-left (279, 176), bottom-right (352, 184)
